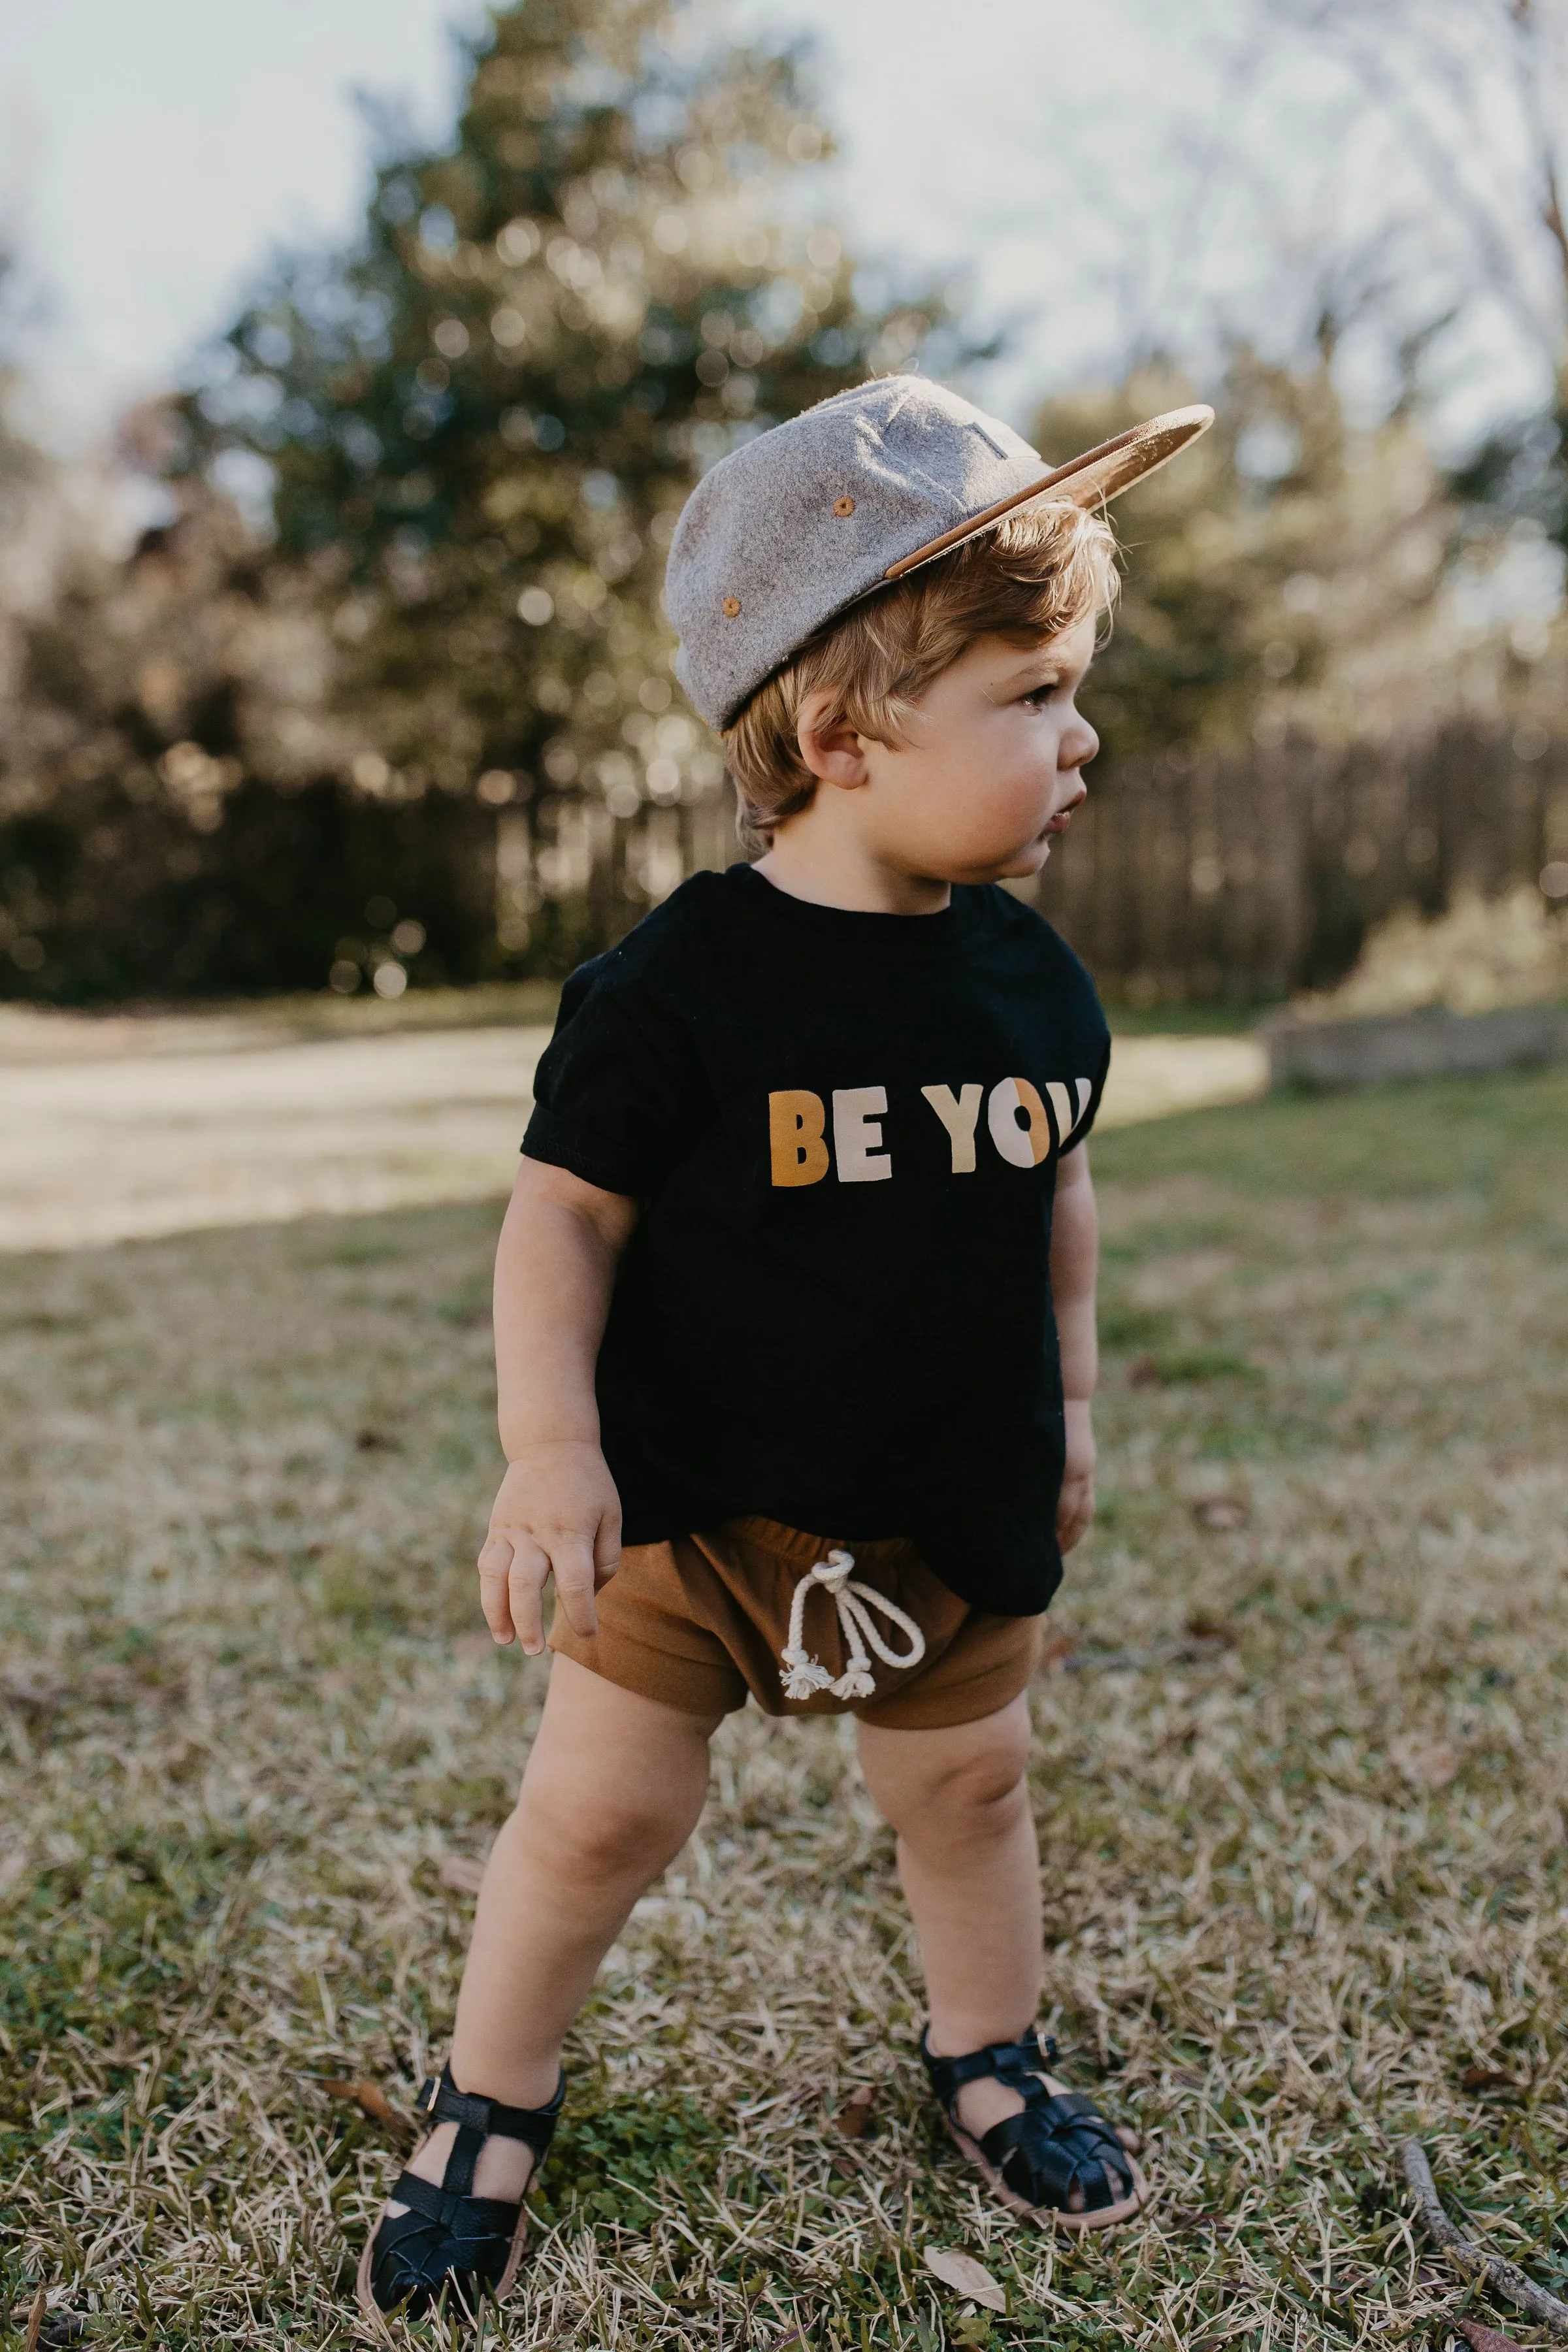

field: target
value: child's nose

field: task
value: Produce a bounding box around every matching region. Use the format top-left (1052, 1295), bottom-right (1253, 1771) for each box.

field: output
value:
top-left (1062, 719), bottom-right (1099, 774)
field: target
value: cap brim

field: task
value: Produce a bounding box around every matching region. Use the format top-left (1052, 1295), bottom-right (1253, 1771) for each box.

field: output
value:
top-left (882, 403), bottom-right (1215, 581)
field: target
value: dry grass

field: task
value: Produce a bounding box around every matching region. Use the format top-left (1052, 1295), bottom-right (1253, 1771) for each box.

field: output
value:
top-left (2, 1067), bottom-right (1566, 2349)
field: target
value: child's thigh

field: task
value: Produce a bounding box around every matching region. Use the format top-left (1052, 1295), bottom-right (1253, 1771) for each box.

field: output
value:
top-left (855, 1692), bottom-right (1032, 1831)
top-left (515, 1652), bottom-right (725, 1839)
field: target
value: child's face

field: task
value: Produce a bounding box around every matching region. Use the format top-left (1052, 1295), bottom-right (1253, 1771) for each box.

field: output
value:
top-left (854, 615), bottom-right (1100, 887)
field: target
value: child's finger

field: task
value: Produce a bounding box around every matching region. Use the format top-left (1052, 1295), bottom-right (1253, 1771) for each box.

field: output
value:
top-left (593, 1506), bottom-right (623, 1583)
top-left (1057, 1484), bottom-right (1094, 1552)
top-left (506, 1538), bottom-right (554, 1655)
top-left (478, 1532), bottom-right (517, 1643)
top-left (549, 1536), bottom-right (601, 1639)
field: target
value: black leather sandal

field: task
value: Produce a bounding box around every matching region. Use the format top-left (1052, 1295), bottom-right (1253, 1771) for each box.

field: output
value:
top-left (921, 2027), bottom-right (1151, 2230)
top-left (356, 2063), bottom-right (564, 2319)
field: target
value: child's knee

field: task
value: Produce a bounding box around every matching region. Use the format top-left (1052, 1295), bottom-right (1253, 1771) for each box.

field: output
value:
top-left (514, 1779), bottom-right (691, 1885)
top-left (872, 1707), bottom-right (1032, 1838)
top-left (928, 1742), bottom-right (1030, 1831)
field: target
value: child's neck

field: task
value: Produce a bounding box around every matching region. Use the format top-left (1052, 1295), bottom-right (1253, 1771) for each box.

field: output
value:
top-left (754, 824), bottom-right (953, 917)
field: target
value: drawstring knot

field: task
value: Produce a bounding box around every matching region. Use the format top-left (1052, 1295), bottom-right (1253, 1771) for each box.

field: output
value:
top-left (778, 1547), bottom-right (926, 1704)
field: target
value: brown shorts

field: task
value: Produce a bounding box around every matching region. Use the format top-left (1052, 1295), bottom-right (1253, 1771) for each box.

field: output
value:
top-left (548, 1515), bottom-right (1041, 1729)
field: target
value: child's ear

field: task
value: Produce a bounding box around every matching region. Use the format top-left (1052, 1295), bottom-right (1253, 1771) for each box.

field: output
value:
top-left (796, 689), bottom-right (872, 792)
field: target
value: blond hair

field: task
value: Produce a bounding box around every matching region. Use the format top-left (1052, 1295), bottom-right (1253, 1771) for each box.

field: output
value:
top-left (723, 502), bottom-right (1119, 847)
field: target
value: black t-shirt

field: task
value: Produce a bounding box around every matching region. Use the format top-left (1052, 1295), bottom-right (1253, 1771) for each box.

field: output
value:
top-left (523, 862), bottom-right (1111, 1616)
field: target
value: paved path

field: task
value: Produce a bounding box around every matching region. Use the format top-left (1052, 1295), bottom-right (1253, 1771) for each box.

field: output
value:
top-left (0, 1008), bottom-right (1267, 1252)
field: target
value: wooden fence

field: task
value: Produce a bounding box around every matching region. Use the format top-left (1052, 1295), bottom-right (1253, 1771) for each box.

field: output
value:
top-left (1019, 724), bottom-right (1566, 1001)
top-left (10, 720), bottom-right (1561, 1002)
top-left (499, 722), bottom-right (1568, 1003)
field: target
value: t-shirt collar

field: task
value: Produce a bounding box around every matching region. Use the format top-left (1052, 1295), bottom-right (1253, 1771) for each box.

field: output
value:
top-left (728, 862), bottom-right (979, 951)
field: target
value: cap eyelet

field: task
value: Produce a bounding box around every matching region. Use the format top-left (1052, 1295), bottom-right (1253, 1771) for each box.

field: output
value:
top-left (722, 595), bottom-right (742, 617)
top-left (832, 495), bottom-right (856, 517)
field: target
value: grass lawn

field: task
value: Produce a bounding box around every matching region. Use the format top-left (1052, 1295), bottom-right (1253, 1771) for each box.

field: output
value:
top-left (2, 1067), bottom-right (1566, 2349)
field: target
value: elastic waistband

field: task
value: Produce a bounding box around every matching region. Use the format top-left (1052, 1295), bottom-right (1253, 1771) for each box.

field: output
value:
top-left (715, 1514), bottom-right (914, 1574)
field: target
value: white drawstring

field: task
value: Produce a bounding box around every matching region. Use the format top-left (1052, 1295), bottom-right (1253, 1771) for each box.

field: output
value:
top-left (778, 1548), bottom-right (926, 1703)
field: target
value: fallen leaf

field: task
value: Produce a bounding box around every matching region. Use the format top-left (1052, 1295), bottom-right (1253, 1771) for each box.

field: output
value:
top-left (1460, 2066), bottom-right (1515, 2092)
top-left (1038, 1631), bottom-right (1076, 1673)
top-left (1192, 1496), bottom-right (1248, 1531)
top-left (1184, 1612), bottom-right (1237, 1646)
top-left (39, 2317), bottom-right (89, 2348)
top-left (437, 1853), bottom-right (487, 1895)
top-left (24, 2288), bottom-right (46, 2352)
top-left (1454, 2321), bottom-right (1530, 2352)
top-left (321, 2077), bottom-right (399, 2126)
top-left (923, 2247), bottom-right (1007, 2313)
top-left (833, 2084), bottom-right (875, 2138)
top-left (1127, 1353), bottom-right (1162, 1389)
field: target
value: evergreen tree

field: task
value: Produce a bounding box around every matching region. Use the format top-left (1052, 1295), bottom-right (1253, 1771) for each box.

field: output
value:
top-left (181, 0), bottom-right (952, 970)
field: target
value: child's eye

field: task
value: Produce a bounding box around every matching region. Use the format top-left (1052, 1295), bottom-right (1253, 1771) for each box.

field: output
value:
top-left (1021, 679), bottom-right (1062, 708)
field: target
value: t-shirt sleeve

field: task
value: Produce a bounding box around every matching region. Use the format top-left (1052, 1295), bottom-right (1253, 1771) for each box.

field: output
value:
top-left (522, 953), bottom-right (711, 1198)
top-left (1068, 1030), bottom-right (1114, 1148)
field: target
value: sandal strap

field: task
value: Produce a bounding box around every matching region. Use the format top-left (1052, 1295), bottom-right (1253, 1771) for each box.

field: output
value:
top-left (387, 2168), bottom-right (521, 2240)
top-left (405, 2063), bottom-right (566, 2204)
top-left (417, 2063), bottom-right (565, 2158)
top-left (921, 2028), bottom-right (1057, 2107)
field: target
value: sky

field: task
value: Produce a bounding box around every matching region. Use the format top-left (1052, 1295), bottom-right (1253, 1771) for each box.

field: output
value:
top-left (0, 0), bottom-right (1552, 455)
top-left (0, 0), bottom-right (1264, 446)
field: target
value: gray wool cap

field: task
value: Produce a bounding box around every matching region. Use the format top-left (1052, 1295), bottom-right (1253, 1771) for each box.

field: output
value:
top-left (665, 375), bottom-right (1213, 730)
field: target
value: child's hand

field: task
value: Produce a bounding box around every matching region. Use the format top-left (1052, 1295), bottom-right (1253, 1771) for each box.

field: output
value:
top-left (477, 1441), bottom-right (623, 1656)
top-left (1056, 1399), bottom-right (1096, 1552)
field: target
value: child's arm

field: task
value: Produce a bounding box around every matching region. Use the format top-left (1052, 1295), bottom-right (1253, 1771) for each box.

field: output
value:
top-left (1050, 1141), bottom-right (1099, 1552)
top-left (477, 1157), bottom-right (639, 1655)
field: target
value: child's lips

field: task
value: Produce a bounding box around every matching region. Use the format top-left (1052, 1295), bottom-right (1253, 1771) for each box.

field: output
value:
top-left (1044, 786), bottom-right (1088, 838)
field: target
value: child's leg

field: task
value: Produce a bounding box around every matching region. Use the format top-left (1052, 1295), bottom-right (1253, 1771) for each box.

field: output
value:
top-left (855, 1695), bottom-right (1046, 2144)
top-left (402, 1654), bottom-right (722, 2202)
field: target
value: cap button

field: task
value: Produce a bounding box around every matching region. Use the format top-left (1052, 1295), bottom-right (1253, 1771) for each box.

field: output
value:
top-left (832, 495), bottom-right (856, 517)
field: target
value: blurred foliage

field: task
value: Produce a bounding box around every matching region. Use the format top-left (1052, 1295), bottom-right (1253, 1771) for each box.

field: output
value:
top-left (1448, 374), bottom-right (1568, 560)
top-left (0, 0), bottom-right (957, 1002)
top-left (172, 0), bottom-right (957, 960)
top-left (0, 3), bottom-right (1564, 1005)
top-left (1038, 348), bottom-right (1456, 759)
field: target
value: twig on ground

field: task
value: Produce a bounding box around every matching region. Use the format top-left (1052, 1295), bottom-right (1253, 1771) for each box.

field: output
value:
top-left (1400, 2139), bottom-right (1568, 2338)
top-left (1064, 1636), bottom-right (1231, 1673)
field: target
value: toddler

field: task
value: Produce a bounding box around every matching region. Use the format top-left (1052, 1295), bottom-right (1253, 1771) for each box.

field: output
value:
top-left (357, 376), bottom-right (1212, 2318)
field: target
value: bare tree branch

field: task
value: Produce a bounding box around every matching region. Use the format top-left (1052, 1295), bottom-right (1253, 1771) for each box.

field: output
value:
top-left (1257, 0), bottom-right (1568, 370)
top-left (1401, 2140), bottom-right (1568, 2339)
